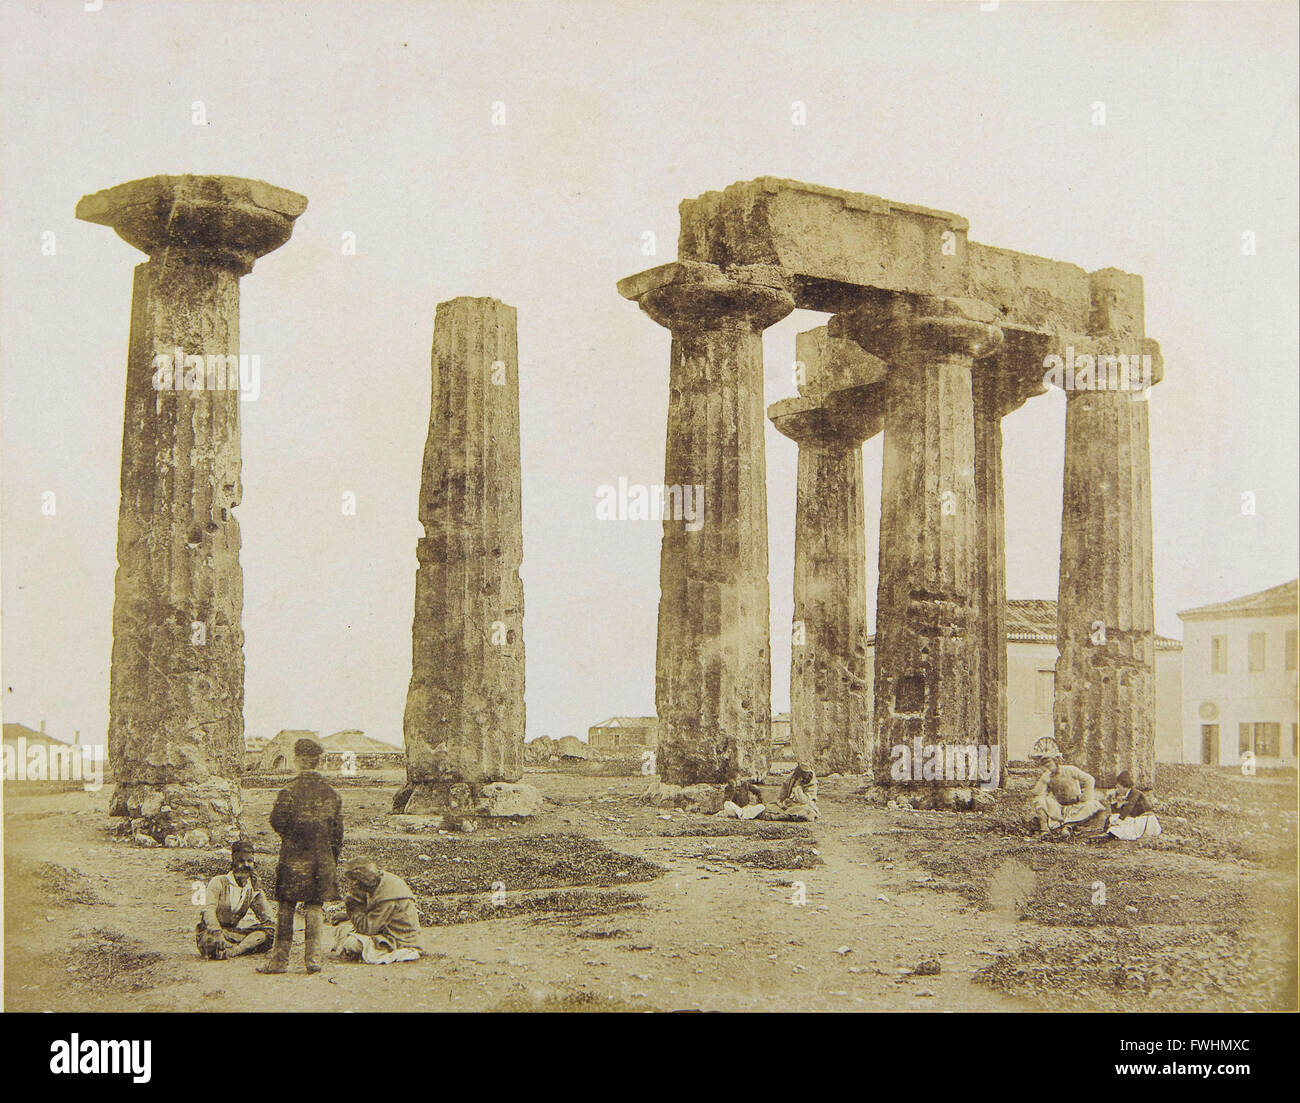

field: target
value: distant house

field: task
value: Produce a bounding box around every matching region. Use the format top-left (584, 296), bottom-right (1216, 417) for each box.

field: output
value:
top-left (588, 717), bottom-right (658, 751)
top-left (3, 721), bottom-right (97, 781)
top-left (256, 730), bottom-right (321, 773)
top-left (1178, 580), bottom-right (1298, 768)
top-left (866, 599), bottom-right (1184, 763)
top-left (319, 730), bottom-right (403, 769)
top-left (253, 729), bottom-right (402, 773)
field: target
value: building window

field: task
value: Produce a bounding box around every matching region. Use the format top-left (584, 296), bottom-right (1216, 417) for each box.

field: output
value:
top-left (1256, 723), bottom-right (1281, 757)
top-left (1211, 635), bottom-right (1228, 673)
top-left (1287, 630), bottom-right (1298, 672)
top-left (1240, 722), bottom-right (1283, 758)
top-left (1248, 631), bottom-right (1266, 672)
top-left (1035, 670), bottom-right (1055, 714)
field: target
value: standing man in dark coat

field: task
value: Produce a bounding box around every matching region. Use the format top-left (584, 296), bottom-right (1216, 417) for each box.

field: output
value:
top-left (258, 737), bottom-right (343, 975)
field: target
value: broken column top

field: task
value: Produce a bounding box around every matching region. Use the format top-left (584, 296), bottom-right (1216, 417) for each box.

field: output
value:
top-left (76, 174), bottom-right (308, 274)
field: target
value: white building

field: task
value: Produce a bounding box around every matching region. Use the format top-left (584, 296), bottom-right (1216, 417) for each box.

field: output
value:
top-left (1177, 579), bottom-right (1298, 768)
top-left (866, 599), bottom-right (1184, 763)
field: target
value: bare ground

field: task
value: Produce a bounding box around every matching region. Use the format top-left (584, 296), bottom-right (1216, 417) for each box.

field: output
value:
top-left (3, 764), bottom-right (1295, 1012)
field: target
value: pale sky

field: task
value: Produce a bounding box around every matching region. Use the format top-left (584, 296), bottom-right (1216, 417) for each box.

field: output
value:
top-left (2, 0), bottom-right (1297, 749)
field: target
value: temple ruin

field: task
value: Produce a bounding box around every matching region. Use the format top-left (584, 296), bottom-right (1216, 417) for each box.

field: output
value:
top-left (78, 174), bottom-right (307, 841)
top-left (620, 178), bottom-right (1163, 789)
top-left (400, 297), bottom-right (527, 813)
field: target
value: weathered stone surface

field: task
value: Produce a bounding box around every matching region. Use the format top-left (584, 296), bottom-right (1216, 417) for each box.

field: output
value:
top-left (80, 177), bottom-right (306, 843)
top-left (1053, 269), bottom-right (1157, 786)
top-left (676, 177), bottom-right (1091, 329)
top-left (620, 262), bottom-right (793, 785)
top-left (973, 363), bottom-right (1008, 786)
top-left (480, 781), bottom-right (543, 818)
top-left (769, 328), bottom-right (880, 776)
top-left (402, 297), bottom-right (525, 810)
top-left (642, 779), bottom-right (725, 815)
top-left (834, 294), bottom-right (1002, 783)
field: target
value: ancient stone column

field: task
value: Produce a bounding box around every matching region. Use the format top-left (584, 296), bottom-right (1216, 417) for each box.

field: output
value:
top-left (1054, 270), bottom-right (1160, 785)
top-left (972, 364), bottom-right (1008, 786)
top-left (974, 332), bottom-right (1057, 786)
top-left (402, 297), bottom-right (525, 812)
top-left (618, 261), bottom-right (794, 785)
top-left (77, 175), bottom-right (307, 841)
top-left (769, 330), bottom-right (883, 775)
top-left (833, 294), bottom-right (1002, 784)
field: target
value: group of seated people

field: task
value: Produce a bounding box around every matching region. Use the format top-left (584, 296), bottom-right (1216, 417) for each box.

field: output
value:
top-left (1027, 736), bottom-right (1161, 841)
top-left (196, 844), bottom-right (424, 966)
top-left (718, 763), bottom-right (821, 821)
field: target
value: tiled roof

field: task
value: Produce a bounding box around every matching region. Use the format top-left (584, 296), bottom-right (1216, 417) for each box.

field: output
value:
top-left (1178, 579), bottom-right (1298, 621)
top-left (589, 716), bottom-right (657, 728)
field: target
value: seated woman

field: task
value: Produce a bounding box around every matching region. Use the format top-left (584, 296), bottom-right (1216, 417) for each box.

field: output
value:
top-left (1105, 770), bottom-right (1162, 840)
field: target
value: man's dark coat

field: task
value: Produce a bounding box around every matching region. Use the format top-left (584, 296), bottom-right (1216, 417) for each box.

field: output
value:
top-left (270, 771), bottom-right (344, 903)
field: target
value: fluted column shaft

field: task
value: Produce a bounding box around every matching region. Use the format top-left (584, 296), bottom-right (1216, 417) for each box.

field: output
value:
top-left (630, 263), bottom-right (794, 785)
top-left (77, 174), bottom-right (306, 840)
top-left (973, 367), bottom-right (1008, 784)
top-left (403, 297), bottom-right (525, 803)
top-left (1054, 270), bottom-right (1157, 785)
top-left (790, 434), bottom-right (870, 773)
top-left (837, 297), bottom-right (1002, 781)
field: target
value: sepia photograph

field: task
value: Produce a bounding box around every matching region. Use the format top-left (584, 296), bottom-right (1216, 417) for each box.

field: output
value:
top-left (1, 0), bottom-right (1296, 1059)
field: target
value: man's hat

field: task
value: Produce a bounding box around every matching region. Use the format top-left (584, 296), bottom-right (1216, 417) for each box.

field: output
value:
top-left (232, 839), bottom-right (256, 858)
top-left (1031, 737), bottom-right (1063, 760)
top-left (294, 737), bottom-right (324, 758)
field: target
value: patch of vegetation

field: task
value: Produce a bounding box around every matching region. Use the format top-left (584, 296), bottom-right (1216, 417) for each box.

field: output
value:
top-left (490, 986), bottom-right (654, 1012)
top-left (691, 841), bottom-right (823, 870)
top-left (359, 833), bottom-right (664, 895)
top-left (66, 927), bottom-right (175, 993)
top-left (419, 888), bottom-right (646, 927)
top-left (6, 858), bottom-right (104, 907)
top-left (975, 920), bottom-right (1297, 1012)
top-left (659, 820), bottom-right (813, 839)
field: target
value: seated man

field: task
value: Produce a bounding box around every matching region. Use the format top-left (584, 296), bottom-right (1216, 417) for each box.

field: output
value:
top-left (195, 840), bottom-right (276, 959)
top-left (330, 857), bottom-right (422, 964)
top-left (1105, 770), bottom-right (1162, 840)
top-left (1028, 737), bottom-right (1108, 837)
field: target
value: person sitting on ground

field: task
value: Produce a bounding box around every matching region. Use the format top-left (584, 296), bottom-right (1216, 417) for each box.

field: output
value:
top-left (330, 857), bottom-right (422, 964)
top-left (766, 763), bottom-right (820, 822)
top-left (195, 839), bottom-right (277, 960)
top-left (1104, 769), bottom-right (1162, 840)
top-left (717, 776), bottom-right (766, 819)
top-left (1028, 737), bottom-right (1108, 838)
top-left (258, 737), bottom-right (344, 976)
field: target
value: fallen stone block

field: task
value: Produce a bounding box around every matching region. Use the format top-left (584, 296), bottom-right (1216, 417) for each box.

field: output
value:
top-left (481, 781), bottom-right (543, 818)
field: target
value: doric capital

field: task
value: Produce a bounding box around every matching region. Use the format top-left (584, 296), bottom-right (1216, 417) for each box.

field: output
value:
top-left (77, 175), bottom-right (308, 275)
top-left (830, 292), bottom-right (1003, 365)
top-left (618, 260), bottom-right (795, 333)
top-left (769, 388), bottom-right (884, 447)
